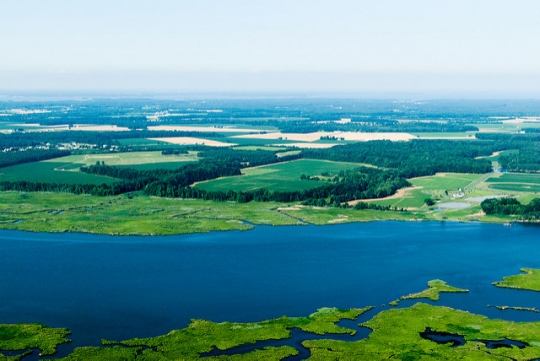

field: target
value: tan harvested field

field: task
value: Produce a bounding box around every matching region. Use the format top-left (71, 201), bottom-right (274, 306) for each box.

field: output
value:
top-left (147, 125), bottom-right (266, 133)
top-left (274, 143), bottom-right (340, 149)
top-left (70, 125), bottom-right (130, 131)
top-left (348, 186), bottom-right (423, 206)
top-left (502, 117), bottom-right (540, 124)
top-left (233, 131), bottom-right (415, 142)
top-left (149, 137), bottom-right (236, 147)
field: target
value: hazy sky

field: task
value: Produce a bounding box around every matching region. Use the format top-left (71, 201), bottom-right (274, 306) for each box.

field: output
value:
top-left (1, 0), bottom-right (540, 95)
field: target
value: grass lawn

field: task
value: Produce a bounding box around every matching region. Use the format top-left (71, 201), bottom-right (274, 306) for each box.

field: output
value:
top-left (195, 159), bottom-right (365, 192)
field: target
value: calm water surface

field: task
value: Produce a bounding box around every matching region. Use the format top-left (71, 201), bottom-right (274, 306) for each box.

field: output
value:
top-left (1, 221), bottom-right (540, 354)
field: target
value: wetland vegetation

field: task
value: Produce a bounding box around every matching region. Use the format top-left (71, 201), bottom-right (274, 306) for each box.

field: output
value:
top-left (493, 268), bottom-right (540, 292)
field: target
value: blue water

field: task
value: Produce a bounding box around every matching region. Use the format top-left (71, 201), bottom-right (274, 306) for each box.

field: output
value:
top-left (1, 221), bottom-right (540, 357)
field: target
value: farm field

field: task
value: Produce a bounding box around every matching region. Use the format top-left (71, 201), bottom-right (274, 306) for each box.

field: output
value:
top-left (44, 151), bottom-right (198, 168)
top-left (0, 162), bottom-right (119, 185)
top-left (195, 159), bottom-right (365, 192)
top-left (410, 173), bottom-right (483, 191)
top-left (486, 173), bottom-right (540, 193)
top-left (369, 187), bottom-right (429, 209)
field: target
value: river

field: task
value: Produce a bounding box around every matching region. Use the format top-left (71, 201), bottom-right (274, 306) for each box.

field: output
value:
top-left (1, 221), bottom-right (540, 357)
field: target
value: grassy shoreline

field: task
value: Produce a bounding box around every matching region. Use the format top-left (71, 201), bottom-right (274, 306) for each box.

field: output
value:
top-left (0, 190), bottom-right (534, 236)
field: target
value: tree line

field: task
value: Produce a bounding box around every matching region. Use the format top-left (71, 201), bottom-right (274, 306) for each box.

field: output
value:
top-left (481, 197), bottom-right (540, 221)
top-left (0, 130), bottom-right (224, 149)
top-left (302, 140), bottom-right (499, 178)
top-left (0, 149), bottom-right (71, 168)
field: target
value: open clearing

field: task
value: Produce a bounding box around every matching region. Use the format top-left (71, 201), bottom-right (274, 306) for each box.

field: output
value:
top-left (195, 159), bottom-right (363, 192)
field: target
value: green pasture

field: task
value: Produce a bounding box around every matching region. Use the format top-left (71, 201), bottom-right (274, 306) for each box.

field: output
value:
top-left (195, 159), bottom-right (363, 192)
top-left (0, 162), bottom-right (119, 185)
top-left (410, 173), bottom-right (483, 190)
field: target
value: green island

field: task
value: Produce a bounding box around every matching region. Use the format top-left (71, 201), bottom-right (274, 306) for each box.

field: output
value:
top-left (389, 279), bottom-right (469, 306)
top-left (489, 305), bottom-right (540, 313)
top-left (493, 268), bottom-right (540, 291)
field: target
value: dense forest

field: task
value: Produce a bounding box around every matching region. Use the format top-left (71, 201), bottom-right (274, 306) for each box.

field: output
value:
top-left (275, 120), bottom-right (478, 134)
top-left (475, 133), bottom-right (540, 172)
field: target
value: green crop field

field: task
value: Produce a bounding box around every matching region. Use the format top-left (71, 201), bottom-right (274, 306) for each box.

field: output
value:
top-left (195, 159), bottom-right (363, 192)
top-left (488, 183), bottom-right (540, 193)
top-left (0, 162), bottom-right (119, 185)
top-left (45, 151), bottom-right (198, 167)
top-left (410, 173), bottom-right (483, 190)
top-left (486, 173), bottom-right (540, 185)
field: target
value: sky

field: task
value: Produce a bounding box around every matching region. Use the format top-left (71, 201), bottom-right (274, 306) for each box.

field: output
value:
top-left (1, 0), bottom-right (540, 96)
